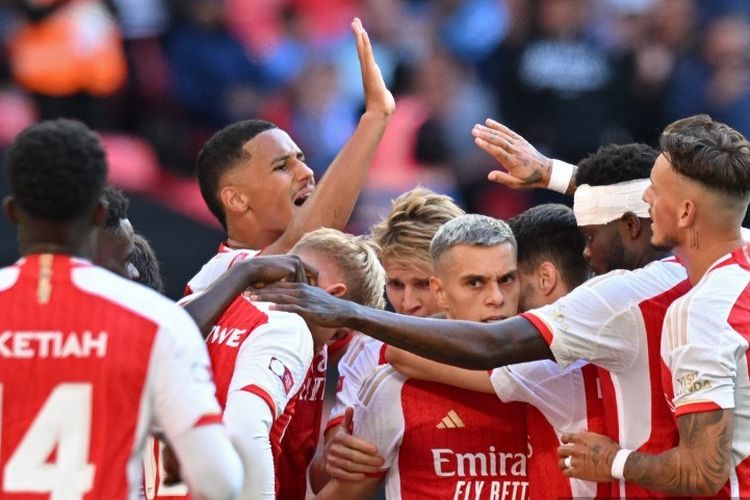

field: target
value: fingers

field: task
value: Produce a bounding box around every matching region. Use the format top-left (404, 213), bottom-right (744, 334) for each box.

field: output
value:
top-left (560, 432), bottom-right (585, 445)
top-left (485, 118), bottom-right (523, 140)
top-left (326, 434), bottom-right (384, 475)
top-left (487, 170), bottom-right (522, 188)
top-left (343, 407), bottom-right (354, 433)
top-left (326, 467), bottom-right (366, 482)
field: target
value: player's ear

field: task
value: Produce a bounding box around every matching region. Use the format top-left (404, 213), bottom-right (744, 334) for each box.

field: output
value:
top-left (3, 197), bottom-right (18, 224)
top-left (620, 212), bottom-right (642, 240)
top-left (430, 276), bottom-right (447, 308)
top-left (325, 282), bottom-right (347, 298)
top-left (220, 186), bottom-right (250, 216)
top-left (677, 199), bottom-right (696, 229)
top-left (538, 261), bottom-right (558, 296)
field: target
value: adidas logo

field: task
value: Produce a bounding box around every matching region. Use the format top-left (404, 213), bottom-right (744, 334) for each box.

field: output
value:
top-left (437, 410), bottom-right (465, 429)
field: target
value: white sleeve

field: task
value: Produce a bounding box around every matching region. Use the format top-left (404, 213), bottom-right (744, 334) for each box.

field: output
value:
top-left (490, 360), bottom-right (589, 433)
top-left (663, 291), bottom-right (743, 417)
top-left (329, 337), bottom-right (382, 427)
top-left (148, 307), bottom-right (222, 440)
top-left (224, 391), bottom-right (276, 500)
top-left (228, 309), bottom-right (314, 418)
top-left (170, 425), bottom-right (244, 500)
top-left (352, 365), bottom-right (405, 472)
top-left (523, 270), bottom-right (643, 373)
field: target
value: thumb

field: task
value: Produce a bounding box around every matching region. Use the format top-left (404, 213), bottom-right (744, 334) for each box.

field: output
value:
top-left (344, 407), bottom-right (354, 434)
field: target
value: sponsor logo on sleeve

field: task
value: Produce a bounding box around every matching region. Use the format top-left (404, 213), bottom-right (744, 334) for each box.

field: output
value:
top-left (269, 356), bottom-right (294, 395)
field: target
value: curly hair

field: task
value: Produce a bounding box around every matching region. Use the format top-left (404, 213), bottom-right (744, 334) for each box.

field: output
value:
top-left (196, 119), bottom-right (278, 229)
top-left (102, 185), bottom-right (129, 231)
top-left (576, 143), bottom-right (658, 187)
top-left (660, 114), bottom-right (750, 198)
top-left (131, 233), bottom-right (164, 293)
top-left (5, 119), bottom-right (107, 221)
top-left (292, 228), bottom-right (386, 310)
top-left (370, 187), bottom-right (464, 272)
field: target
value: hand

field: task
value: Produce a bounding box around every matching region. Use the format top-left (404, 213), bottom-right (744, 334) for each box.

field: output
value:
top-left (352, 17), bottom-right (395, 118)
top-left (249, 282), bottom-right (356, 327)
top-left (325, 409), bottom-right (384, 481)
top-left (472, 118), bottom-right (552, 190)
top-left (161, 441), bottom-right (182, 486)
top-left (242, 255), bottom-right (318, 289)
top-left (558, 431), bottom-right (620, 483)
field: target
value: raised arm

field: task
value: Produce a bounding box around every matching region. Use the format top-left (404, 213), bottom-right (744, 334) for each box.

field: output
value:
top-left (250, 282), bottom-right (552, 370)
top-left (558, 410), bottom-right (733, 496)
top-left (472, 119), bottom-right (577, 195)
top-left (265, 18), bottom-right (394, 255)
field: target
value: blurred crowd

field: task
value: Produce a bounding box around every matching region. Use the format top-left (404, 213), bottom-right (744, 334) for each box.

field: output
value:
top-left (1, 0), bottom-right (750, 228)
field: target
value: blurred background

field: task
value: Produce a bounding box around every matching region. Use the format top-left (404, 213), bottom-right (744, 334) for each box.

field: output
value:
top-left (0, 0), bottom-right (748, 298)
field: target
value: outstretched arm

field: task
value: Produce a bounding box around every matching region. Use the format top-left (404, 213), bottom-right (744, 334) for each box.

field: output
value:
top-left (250, 283), bottom-right (552, 369)
top-left (182, 255), bottom-right (316, 336)
top-left (558, 410), bottom-right (733, 496)
top-left (265, 18), bottom-right (394, 255)
top-left (472, 119), bottom-right (577, 195)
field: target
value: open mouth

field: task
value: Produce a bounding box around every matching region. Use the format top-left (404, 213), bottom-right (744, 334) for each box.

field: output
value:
top-left (294, 188), bottom-right (313, 207)
top-left (482, 315), bottom-right (507, 323)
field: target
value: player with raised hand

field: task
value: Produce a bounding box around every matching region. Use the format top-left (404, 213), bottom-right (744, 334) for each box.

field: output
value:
top-left (0, 119), bottom-right (242, 500)
top-left (188, 17), bottom-right (394, 296)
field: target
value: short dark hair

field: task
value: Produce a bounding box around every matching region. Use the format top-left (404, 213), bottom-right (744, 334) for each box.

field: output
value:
top-left (196, 119), bottom-right (278, 228)
top-left (660, 114), bottom-right (750, 199)
top-left (576, 143), bottom-right (658, 187)
top-left (131, 233), bottom-right (164, 293)
top-left (5, 119), bottom-right (107, 221)
top-left (102, 185), bottom-right (129, 230)
top-left (509, 204), bottom-right (588, 289)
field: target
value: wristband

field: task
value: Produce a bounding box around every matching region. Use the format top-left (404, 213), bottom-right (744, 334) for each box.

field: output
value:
top-left (547, 159), bottom-right (575, 193)
top-left (611, 448), bottom-right (633, 480)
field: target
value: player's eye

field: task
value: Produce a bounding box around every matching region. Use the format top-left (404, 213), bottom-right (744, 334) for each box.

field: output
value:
top-left (386, 280), bottom-right (404, 290)
top-left (414, 279), bottom-right (430, 290)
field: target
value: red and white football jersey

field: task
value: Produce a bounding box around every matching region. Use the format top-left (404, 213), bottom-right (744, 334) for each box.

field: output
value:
top-left (327, 335), bottom-right (387, 431)
top-left (491, 360), bottom-right (608, 499)
top-left (661, 244), bottom-right (750, 498)
top-left (184, 243), bottom-right (260, 296)
top-left (354, 365), bottom-right (530, 500)
top-left (0, 254), bottom-right (221, 499)
top-left (522, 258), bottom-right (692, 498)
top-left (277, 346), bottom-right (328, 500)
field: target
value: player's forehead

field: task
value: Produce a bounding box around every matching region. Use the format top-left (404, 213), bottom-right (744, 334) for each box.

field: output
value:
top-left (441, 243), bottom-right (517, 277)
top-left (382, 258), bottom-right (432, 281)
top-left (651, 154), bottom-right (672, 185)
top-left (241, 128), bottom-right (301, 163)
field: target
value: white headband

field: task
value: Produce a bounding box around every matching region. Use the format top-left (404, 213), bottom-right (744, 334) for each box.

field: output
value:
top-left (573, 179), bottom-right (651, 226)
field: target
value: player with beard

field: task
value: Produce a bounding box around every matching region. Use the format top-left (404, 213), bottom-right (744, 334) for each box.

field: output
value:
top-left (250, 121), bottom-right (700, 497)
top-left (558, 115), bottom-right (750, 497)
top-left (386, 204), bottom-right (607, 499)
top-left (0, 119), bottom-right (242, 499)
top-left (316, 215), bottom-right (530, 499)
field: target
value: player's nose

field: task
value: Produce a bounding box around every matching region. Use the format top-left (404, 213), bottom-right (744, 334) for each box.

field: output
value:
top-left (486, 282), bottom-right (505, 306)
top-left (402, 286), bottom-right (423, 315)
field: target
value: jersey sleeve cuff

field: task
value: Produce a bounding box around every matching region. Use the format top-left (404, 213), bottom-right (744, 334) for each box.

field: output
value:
top-left (520, 312), bottom-right (553, 345)
top-left (241, 384), bottom-right (278, 420)
top-left (329, 333), bottom-right (354, 355)
top-left (674, 400), bottom-right (723, 418)
top-left (325, 415), bottom-right (346, 434)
